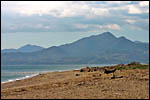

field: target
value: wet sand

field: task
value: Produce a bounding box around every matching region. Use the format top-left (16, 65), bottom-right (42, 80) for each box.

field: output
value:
top-left (1, 65), bottom-right (149, 99)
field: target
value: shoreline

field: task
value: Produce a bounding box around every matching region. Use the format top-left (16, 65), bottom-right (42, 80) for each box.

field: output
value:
top-left (1, 68), bottom-right (84, 84)
top-left (1, 64), bottom-right (117, 84)
top-left (1, 73), bottom-right (39, 84)
top-left (1, 64), bottom-right (149, 99)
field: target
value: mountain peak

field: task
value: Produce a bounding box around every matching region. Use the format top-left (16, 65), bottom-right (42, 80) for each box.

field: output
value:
top-left (2, 44), bottom-right (44, 53)
top-left (118, 36), bottom-right (131, 41)
top-left (21, 44), bottom-right (34, 47)
top-left (17, 44), bottom-right (32, 49)
top-left (102, 31), bottom-right (112, 34)
top-left (117, 36), bottom-right (134, 44)
top-left (102, 31), bottom-right (113, 35)
top-left (100, 32), bottom-right (116, 38)
top-left (18, 44), bottom-right (44, 52)
top-left (92, 32), bottom-right (117, 41)
top-left (118, 36), bottom-right (126, 40)
top-left (26, 44), bottom-right (32, 46)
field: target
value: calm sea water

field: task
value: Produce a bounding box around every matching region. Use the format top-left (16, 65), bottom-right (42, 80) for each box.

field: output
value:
top-left (1, 64), bottom-right (115, 83)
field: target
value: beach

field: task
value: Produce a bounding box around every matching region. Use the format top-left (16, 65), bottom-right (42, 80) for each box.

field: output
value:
top-left (1, 64), bottom-right (149, 99)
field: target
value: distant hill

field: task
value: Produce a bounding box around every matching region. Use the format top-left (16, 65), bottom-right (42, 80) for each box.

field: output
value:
top-left (1, 32), bottom-right (149, 65)
top-left (134, 40), bottom-right (149, 44)
top-left (1, 44), bottom-right (44, 53)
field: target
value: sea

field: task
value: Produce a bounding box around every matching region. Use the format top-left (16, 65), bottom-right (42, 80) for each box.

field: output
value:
top-left (1, 64), bottom-right (116, 83)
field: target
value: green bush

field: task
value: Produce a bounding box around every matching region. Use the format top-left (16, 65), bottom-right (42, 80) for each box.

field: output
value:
top-left (117, 67), bottom-right (127, 70)
top-left (117, 65), bottom-right (149, 70)
top-left (132, 66), bottom-right (137, 69)
top-left (131, 65), bottom-right (149, 69)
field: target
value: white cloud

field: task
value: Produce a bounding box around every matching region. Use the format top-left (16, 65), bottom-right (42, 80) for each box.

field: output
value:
top-left (139, 1), bottom-right (149, 7)
top-left (126, 19), bottom-right (136, 24)
top-left (58, 4), bottom-right (90, 17)
top-left (98, 24), bottom-right (121, 30)
top-left (128, 2), bottom-right (149, 14)
top-left (2, 1), bottom-right (70, 16)
top-left (19, 1), bottom-right (67, 16)
top-left (91, 8), bottom-right (109, 16)
top-left (128, 5), bottom-right (142, 14)
top-left (1, 1), bottom-right (149, 32)
top-left (107, 1), bottom-right (131, 4)
top-left (2, 1), bottom-right (149, 18)
top-left (75, 24), bottom-right (121, 31)
top-left (91, 24), bottom-right (121, 32)
top-left (107, 1), bottom-right (122, 4)
top-left (1, 1), bottom-right (109, 17)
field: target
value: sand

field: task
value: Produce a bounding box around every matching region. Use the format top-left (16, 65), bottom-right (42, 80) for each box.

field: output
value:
top-left (1, 65), bottom-right (149, 99)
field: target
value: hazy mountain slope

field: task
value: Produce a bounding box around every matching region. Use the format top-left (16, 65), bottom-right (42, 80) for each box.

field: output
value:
top-left (1, 44), bottom-right (44, 53)
top-left (1, 32), bottom-right (149, 65)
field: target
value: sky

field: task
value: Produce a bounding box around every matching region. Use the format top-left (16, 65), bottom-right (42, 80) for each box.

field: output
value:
top-left (1, 1), bottom-right (149, 49)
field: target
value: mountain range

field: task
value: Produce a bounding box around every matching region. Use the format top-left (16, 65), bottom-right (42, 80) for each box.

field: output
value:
top-left (1, 32), bottom-right (149, 65)
top-left (1, 44), bottom-right (44, 53)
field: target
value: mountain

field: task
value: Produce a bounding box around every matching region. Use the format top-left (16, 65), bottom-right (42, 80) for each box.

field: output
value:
top-left (134, 40), bottom-right (149, 44)
top-left (1, 44), bottom-right (44, 53)
top-left (1, 32), bottom-right (149, 65)
top-left (59, 32), bottom-right (118, 57)
top-left (1, 49), bottom-right (17, 53)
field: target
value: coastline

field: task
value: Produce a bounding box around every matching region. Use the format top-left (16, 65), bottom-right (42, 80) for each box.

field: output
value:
top-left (1, 64), bottom-right (116, 84)
top-left (1, 73), bottom-right (39, 84)
top-left (1, 64), bottom-right (149, 99)
top-left (1, 67), bottom-right (84, 84)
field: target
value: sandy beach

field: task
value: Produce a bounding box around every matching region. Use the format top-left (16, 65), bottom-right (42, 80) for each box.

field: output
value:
top-left (1, 64), bottom-right (149, 99)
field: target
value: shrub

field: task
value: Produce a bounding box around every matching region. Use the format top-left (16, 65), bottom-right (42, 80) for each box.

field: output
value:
top-left (117, 67), bottom-right (127, 70)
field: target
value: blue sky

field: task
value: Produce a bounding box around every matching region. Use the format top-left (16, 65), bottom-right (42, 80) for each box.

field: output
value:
top-left (1, 1), bottom-right (149, 49)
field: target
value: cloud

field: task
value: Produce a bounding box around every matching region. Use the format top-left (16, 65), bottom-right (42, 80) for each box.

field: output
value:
top-left (2, 1), bottom-right (68, 16)
top-left (126, 19), bottom-right (136, 24)
top-left (127, 2), bottom-right (149, 14)
top-left (97, 24), bottom-right (121, 30)
top-left (1, 1), bottom-right (149, 33)
top-left (91, 8), bottom-right (109, 16)
top-left (128, 5), bottom-right (142, 14)
top-left (139, 1), bottom-right (149, 7)
top-left (75, 24), bottom-right (89, 29)
top-left (75, 24), bottom-right (121, 31)
top-left (2, 1), bottom-right (149, 17)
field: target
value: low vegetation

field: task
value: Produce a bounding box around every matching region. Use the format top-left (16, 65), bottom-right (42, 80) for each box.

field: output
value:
top-left (116, 62), bottom-right (149, 70)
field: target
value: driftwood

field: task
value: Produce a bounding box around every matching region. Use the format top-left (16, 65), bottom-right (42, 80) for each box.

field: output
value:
top-left (111, 76), bottom-right (123, 79)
